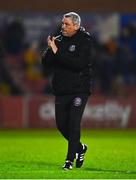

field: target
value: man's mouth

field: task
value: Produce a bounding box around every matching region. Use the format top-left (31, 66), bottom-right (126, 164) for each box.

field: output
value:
top-left (62, 29), bottom-right (66, 32)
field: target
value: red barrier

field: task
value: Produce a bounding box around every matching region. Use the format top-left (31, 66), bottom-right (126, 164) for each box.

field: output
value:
top-left (28, 96), bottom-right (56, 128)
top-left (0, 95), bottom-right (136, 128)
top-left (0, 96), bottom-right (24, 128)
top-left (0, 97), bottom-right (3, 128)
top-left (28, 96), bottom-right (136, 128)
top-left (83, 96), bottom-right (135, 128)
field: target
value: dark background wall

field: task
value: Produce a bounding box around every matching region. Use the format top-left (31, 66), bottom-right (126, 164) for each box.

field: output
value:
top-left (0, 0), bottom-right (136, 12)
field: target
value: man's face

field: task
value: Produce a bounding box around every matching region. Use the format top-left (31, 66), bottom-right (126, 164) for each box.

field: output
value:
top-left (61, 17), bottom-right (79, 37)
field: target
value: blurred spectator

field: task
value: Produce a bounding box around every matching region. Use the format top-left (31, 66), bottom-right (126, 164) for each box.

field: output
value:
top-left (94, 43), bottom-right (115, 95)
top-left (2, 17), bottom-right (25, 54)
top-left (23, 41), bottom-right (48, 94)
top-left (119, 22), bottom-right (136, 55)
top-left (24, 42), bottom-right (42, 80)
top-left (115, 46), bottom-right (134, 84)
top-left (0, 38), bottom-right (25, 95)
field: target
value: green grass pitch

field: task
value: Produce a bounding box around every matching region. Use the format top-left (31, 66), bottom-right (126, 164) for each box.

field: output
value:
top-left (0, 129), bottom-right (136, 179)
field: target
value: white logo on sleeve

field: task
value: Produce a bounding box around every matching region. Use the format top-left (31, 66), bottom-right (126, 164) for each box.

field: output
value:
top-left (73, 97), bottom-right (82, 106)
top-left (69, 45), bottom-right (76, 52)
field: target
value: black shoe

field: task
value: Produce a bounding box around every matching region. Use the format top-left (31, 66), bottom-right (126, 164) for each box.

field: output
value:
top-left (76, 144), bottom-right (87, 168)
top-left (62, 160), bottom-right (73, 170)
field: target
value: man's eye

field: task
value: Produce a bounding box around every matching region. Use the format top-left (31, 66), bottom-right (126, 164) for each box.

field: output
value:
top-left (62, 23), bottom-right (70, 27)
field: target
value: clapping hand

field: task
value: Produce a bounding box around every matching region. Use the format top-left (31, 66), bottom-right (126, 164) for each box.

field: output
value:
top-left (47, 36), bottom-right (58, 54)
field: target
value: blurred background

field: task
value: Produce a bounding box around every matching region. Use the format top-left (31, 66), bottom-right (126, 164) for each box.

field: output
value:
top-left (0, 0), bottom-right (136, 129)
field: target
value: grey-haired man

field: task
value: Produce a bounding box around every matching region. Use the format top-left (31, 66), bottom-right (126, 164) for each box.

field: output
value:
top-left (42, 12), bottom-right (93, 170)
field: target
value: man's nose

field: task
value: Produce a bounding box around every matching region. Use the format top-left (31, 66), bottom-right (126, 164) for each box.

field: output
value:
top-left (62, 24), bottom-right (66, 29)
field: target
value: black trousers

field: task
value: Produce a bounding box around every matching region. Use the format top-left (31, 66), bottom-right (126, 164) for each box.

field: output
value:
top-left (55, 93), bottom-right (89, 162)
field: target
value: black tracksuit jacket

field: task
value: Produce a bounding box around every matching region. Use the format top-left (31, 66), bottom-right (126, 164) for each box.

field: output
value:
top-left (42, 27), bottom-right (93, 96)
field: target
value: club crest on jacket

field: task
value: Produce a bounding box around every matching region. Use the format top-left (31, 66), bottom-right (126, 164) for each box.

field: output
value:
top-left (73, 97), bottom-right (82, 106)
top-left (69, 45), bottom-right (76, 52)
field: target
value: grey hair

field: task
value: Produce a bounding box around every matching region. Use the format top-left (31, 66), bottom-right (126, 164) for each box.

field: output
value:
top-left (63, 12), bottom-right (81, 26)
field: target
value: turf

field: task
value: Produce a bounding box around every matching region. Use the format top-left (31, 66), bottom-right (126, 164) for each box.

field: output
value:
top-left (0, 129), bottom-right (136, 179)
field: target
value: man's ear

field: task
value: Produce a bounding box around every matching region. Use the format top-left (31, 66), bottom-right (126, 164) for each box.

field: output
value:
top-left (75, 24), bottom-right (80, 31)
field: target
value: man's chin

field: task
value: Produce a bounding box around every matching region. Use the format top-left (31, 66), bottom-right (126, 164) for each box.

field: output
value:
top-left (62, 32), bottom-right (68, 36)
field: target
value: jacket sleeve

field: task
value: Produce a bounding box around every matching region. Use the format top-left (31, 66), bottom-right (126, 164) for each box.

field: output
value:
top-left (54, 38), bottom-right (92, 71)
top-left (41, 47), bottom-right (55, 67)
top-left (41, 47), bottom-right (56, 76)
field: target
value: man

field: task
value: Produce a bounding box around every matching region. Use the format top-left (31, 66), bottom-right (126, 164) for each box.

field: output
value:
top-left (42, 12), bottom-right (93, 170)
